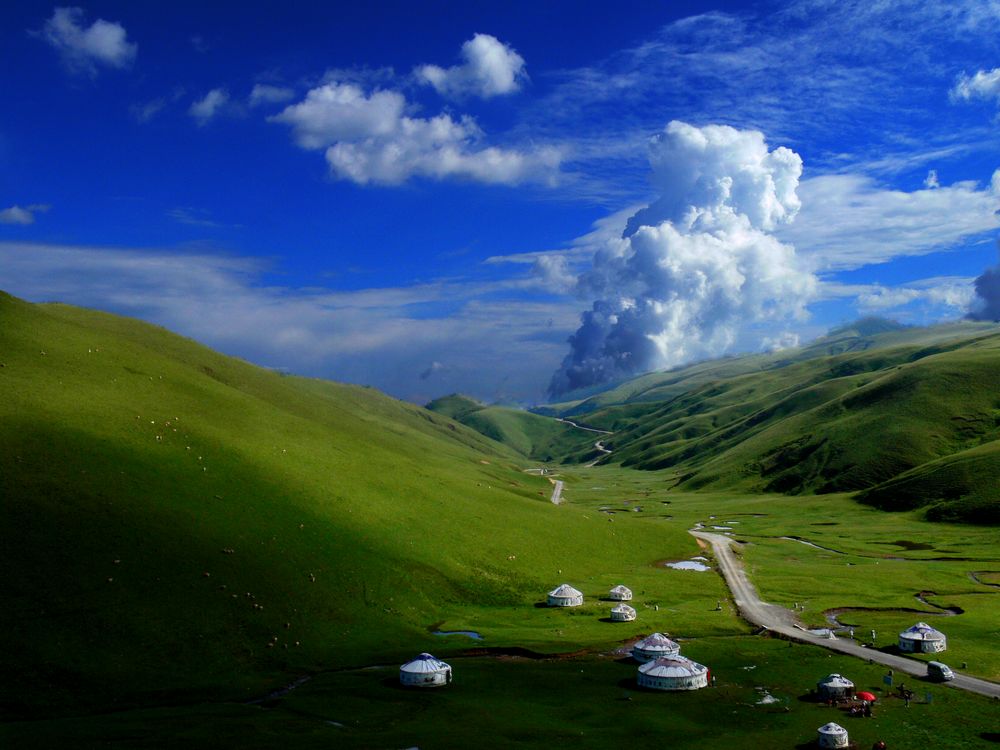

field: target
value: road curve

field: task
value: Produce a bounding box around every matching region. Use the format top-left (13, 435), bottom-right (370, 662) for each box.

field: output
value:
top-left (691, 530), bottom-right (1000, 700)
top-left (555, 417), bottom-right (612, 435)
top-left (549, 479), bottom-right (564, 505)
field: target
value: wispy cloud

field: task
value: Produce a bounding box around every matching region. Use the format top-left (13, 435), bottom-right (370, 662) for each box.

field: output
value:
top-left (778, 171), bottom-right (1000, 271)
top-left (189, 88), bottom-right (233, 126)
top-left (130, 87), bottom-right (186, 123)
top-left (0, 204), bottom-right (51, 225)
top-left (249, 84), bottom-right (295, 107)
top-left (167, 207), bottom-right (234, 229)
top-left (511, 0), bottom-right (1000, 203)
top-left (0, 241), bottom-right (577, 403)
top-left (36, 7), bottom-right (136, 76)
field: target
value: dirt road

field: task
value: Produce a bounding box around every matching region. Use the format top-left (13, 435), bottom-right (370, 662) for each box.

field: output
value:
top-left (691, 530), bottom-right (1000, 700)
top-left (549, 479), bottom-right (564, 505)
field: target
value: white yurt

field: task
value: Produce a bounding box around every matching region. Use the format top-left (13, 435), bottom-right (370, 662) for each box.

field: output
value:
top-left (816, 722), bottom-right (849, 749)
top-left (399, 653), bottom-right (452, 687)
top-left (609, 584), bottom-right (633, 601)
top-left (547, 583), bottom-right (584, 607)
top-left (816, 673), bottom-right (854, 700)
top-left (631, 632), bottom-right (681, 663)
top-left (636, 655), bottom-right (709, 691)
top-left (610, 603), bottom-right (637, 622)
top-left (898, 621), bottom-right (947, 653)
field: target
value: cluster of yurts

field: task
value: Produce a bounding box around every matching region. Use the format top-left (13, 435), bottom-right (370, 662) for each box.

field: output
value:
top-left (399, 583), bottom-right (711, 691)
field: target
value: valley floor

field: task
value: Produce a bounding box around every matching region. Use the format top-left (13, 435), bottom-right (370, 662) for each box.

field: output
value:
top-left (6, 464), bottom-right (1000, 749)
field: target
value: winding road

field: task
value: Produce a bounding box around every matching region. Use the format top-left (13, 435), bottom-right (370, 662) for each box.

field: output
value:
top-left (691, 530), bottom-right (1000, 700)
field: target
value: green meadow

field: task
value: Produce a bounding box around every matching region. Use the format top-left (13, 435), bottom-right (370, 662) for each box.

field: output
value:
top-left (3, 293), bottom-right (999, 748)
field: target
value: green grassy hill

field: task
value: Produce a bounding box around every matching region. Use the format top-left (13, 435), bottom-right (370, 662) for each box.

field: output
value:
top-left (546, 318), bottom-right (995, 417)
top-left (426, 394), bottom-right (598, 462)
top-left (0, 292), bottom-right (713, 719)
top-left (537, 321), bottom-right (1000, 523)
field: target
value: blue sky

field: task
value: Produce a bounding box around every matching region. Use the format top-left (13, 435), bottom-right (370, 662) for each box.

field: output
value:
top-left (3, 1), bottom-right (1000, 403)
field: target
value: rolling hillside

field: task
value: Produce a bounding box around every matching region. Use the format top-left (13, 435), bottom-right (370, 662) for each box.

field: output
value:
top-left (0, 292), bottom-right (704, 718)
top-left (535, 320), bottom-right (1000, 523)
top-left (426, 394), bottom-right (599, 462)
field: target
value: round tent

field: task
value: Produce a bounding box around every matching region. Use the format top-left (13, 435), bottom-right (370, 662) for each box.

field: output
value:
top-left (898, 621), bottom-right (947, 653)
top-left (608, 584), bottom-right (633, 601)
top-left (631, 632), bottom-right (681, 663)
top-left (399, 653), bottom-right (452, 688)
top-left (637, 655), bottom-right (709, 691)
top-left (816, 722), bottom-right (849, 749)
top-left (816, 673), bottom-right (854, 701)
top-left (547, 583), bottom-right (584, 607)
top-left (610, 603), bottom-right (637, 622)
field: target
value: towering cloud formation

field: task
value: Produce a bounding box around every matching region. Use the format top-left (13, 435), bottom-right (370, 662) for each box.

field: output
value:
top-left (967, 244), bottom-right (1000, 322)
top-left (549, 121), bottom-right (816, 397)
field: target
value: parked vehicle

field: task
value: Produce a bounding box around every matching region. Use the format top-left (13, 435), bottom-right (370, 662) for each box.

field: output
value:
top-left (927, 661), bottom-right (954, 681)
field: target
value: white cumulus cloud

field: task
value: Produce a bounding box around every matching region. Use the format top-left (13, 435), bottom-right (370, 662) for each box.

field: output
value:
top-left (550, 121), bottom-right (816, 396)
top-left (270, 81), bottom-right (560, 186)
top-left (39, 7), bottom-right (136, 75)
top-left (189, 89), bottom-right (231, 126)
top-left (952, 67), bottom-right (1000, 102)
top-left (416, 33), bottom-right (526, 99)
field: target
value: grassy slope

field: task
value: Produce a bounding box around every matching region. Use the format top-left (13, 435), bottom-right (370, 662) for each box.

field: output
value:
top-left (551, 319), bottom-right (994, 417)
top-left (552, 325), bottom-right (1000, 521)
top-left (0, 293), bottom-right (718, 718)
top-left (426, 394), bottom-right (597, 462)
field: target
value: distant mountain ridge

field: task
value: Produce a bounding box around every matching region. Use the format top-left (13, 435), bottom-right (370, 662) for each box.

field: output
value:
top-left (531, 318), bottom-right (1000, 524)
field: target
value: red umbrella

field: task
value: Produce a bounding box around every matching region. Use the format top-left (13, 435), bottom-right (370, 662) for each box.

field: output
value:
top-left (856, 691), bottom-right (877, 701)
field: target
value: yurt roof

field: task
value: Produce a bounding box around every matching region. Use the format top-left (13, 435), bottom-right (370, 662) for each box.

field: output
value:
top-left (817, 722), bottom-right (848, 735)
top-left (549, 583), bottom-right (583, 597)
top-left (400, 653), bottom-right (450, 674)
top-left (818, 673), bottom-right (854, 688)
top-left (638, 655), bottom-right (707, 678)
top-left (635, 632), bottom-right (679, 651)
top-left (612, 604), bottom-right (636, 614)
top-left (610, 584), bottom-right (631, 593)
top-left (900, 622), bottom-right (945, 640)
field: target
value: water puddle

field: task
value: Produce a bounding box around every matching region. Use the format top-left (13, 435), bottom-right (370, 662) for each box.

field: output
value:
top-left (665, 560), bottom-right (711, 572)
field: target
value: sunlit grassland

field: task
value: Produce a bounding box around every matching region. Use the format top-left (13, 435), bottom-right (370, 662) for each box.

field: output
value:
top-left (553, 465), bottom-right (1000, 680)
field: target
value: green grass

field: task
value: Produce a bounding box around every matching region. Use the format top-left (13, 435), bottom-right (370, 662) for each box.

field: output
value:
top-left (427, 394), bottom-right (598, 462)
top-left (0, 292), bottom-right (727, 720)
top-left (5, 293), bottom-right (1000, 747)
top-left (4, 639), bottom-right (997, 749)
top-left (555, 469), bottom-right (1000, 681)
top-left (523, 322), bottom-right (1000, 523)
